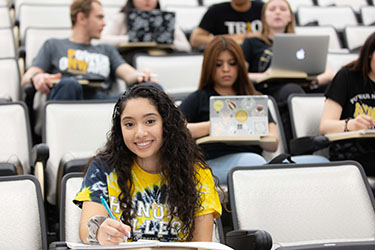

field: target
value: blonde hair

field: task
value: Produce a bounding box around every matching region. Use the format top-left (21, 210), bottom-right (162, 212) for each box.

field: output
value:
top-left (260, 0), bottom-right (296, 45)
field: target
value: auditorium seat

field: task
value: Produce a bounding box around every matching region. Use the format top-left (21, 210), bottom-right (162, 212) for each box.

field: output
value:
top-left (0, 28), bottom-right (16, 58)
top-left (24, 27), bottom-right (71, 68)
top-left (295, 26), bottom-right (347, 53)
top-left (316, 0), bottom-right (368, 13)
top-left (297, 6), bottom-right (358, 31)
top-left (343, 25), bottom-right (375, 52)
top-left (164, 5), bottom-right (208, 35)
top-left (228, 161), bottom-right (375, 249)
top-left (160, 0), bottom-right (199, 9)
top-left (202, 0), bottom-right (231, 6)
top-left (133, 53), bottom-right (203, 94)
top-left (0, 58), bottom-right (21, 101)
top-left (326, 52), bottom-right (357, 74)
top-left (360, 6), bottom-right (375, 26)
top-left (18, 4), bottom-right (71, 44)
top-left (0, 7), bottom-right (12, 27)
top-left (42, 100), bottom-right (115, 205)
top-left (0, 174), bottom-right (48, 250)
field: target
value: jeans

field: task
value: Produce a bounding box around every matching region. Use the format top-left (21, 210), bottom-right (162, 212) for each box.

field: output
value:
top-left (207, 153), bottom-right (267, 185)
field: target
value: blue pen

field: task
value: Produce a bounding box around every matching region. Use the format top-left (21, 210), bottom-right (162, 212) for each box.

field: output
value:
top-left (100, 196), bottom-right (129, 242)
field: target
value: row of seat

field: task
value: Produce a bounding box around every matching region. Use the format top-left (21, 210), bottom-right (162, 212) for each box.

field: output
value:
top-left (0, 49), bottom-right (357, 102)
top-left (3, 160), bottom-right (375, 249)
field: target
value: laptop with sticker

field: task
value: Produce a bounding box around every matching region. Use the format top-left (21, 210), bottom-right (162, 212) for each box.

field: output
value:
top-left (209, 95), bottom-right (269, 137)
top-left (127, 9), bottom-right (175, 44)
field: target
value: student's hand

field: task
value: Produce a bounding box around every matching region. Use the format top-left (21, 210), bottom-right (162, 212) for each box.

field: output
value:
top-left (137, 69), bottom-right (158, 83)
top-left (32, 72), bottom-right (61, 94)
top-left (347, 114), bottom-right (375, 131)
top-left (97, 218), bottom-right (131, 245)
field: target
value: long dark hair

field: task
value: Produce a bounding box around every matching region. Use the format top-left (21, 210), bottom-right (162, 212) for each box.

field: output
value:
top-left (346, 31), bottom-right (375, 85)
top-left (96, 85), bottom-right (208, 240)
top-left (120, 0), bottom-right (161, 13)
top-left (198, 35), bottom-right (258, 95)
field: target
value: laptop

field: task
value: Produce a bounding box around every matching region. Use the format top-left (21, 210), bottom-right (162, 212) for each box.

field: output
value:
top-left (127, 9), bottom-right (175, 44)
top-left (209, 95), bottom-right (269, 137)
top-left (257, 34), bottom-right (329, 83)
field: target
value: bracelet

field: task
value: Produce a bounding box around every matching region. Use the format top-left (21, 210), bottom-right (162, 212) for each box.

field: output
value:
top-left (344, 118), bottom-right (351, 132)
top-left (87, 215), bottom-right (108, 245)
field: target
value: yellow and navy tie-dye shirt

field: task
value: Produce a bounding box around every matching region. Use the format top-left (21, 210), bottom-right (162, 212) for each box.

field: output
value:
top-left (74, 158), bottom-right (222, 241)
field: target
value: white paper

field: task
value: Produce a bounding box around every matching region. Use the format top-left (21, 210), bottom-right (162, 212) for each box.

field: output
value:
top-left (66, 241), bottom-right (233, 250)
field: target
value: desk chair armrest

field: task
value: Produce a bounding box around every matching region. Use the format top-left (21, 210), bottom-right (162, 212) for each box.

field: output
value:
top-left (32, 143), bottom-right (49, 199)
top-left (289, 135), bottom-right (330, 156)
top-left (226, 229), bottom-right (272, 250)
top-left (49, 241), bottom-right (68, 250)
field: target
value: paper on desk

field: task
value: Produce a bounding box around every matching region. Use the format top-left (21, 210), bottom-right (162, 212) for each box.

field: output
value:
top-left (66, 241), bottom-right (233, 250)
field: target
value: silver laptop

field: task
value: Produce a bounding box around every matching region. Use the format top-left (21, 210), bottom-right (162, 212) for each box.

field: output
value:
top-left (209, 95), bottom-right (269, 137)
top-left (271, 34), bottom-right (329, 76)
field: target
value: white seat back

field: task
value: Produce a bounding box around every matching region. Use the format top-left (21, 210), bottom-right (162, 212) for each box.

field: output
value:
top-left (25, 27), bottom-right (71, 68)
top-left (288, 94), bottom-right (325, 139)
top-left (0, 58), bottom-right (20, 101)
top-left (44, 101), bottom-right (115, 205)
top-left (261, 0), bottom-right (314, 13)
top-left (326, 52), bottom-right (358, 74)
top-left (60, 173), bottom-right (83, 243)
top-left (297, 6), bottom-right (357, 30)
top-left (262, 96), bottom-right (287, 162)
top-left (203, 0), bottom-right (230, 6)
top-left (0, 28), bottom-right (16, 58)
top-left (0, 102), bottom-right (31, 174)
top-left (228, 162), bottom-right (375, 249)
top-left (344, 26), bottom-right (375, 52)
top-left (0, 7), bottom-right (11, 27)
top-left (361, 6), bottom-right (375, 26)
top-left (160, 0), bottom-right (199, 9)
top-left (316, 0), bottom-right (368, 13)
top-left (0, 175), bottom-right (48, 250)
top-left (295, 26), bottom-right (343, 52)
top-left (18, 4), bottom-right (71, 43)
top-left (165, 6), bottom-right (207, 33)
top-left (134, 53), bottom-right (203, 94)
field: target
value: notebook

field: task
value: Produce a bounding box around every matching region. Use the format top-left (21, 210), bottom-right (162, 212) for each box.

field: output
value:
top-left (209, 95), bottom-right (269, 137)
top-left (127, 9), bottom-right (175, 44)
top-left (257, 34), bottom-right (329, 83)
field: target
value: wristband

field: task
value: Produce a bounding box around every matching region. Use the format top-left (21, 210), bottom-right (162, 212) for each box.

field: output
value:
top-left (344, 118), bottom-right (351, 132)
top-left (87, 215), bottom-right (108, 245)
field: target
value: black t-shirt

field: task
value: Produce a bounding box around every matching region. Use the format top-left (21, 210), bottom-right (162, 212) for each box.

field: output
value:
top-left (199, 1), bottom-right (263, 35)
top-left (179, 87), bottom-right (275, 160)
top-left (241, 37), bottom-right (272, 73)
top-left (324, 67), bottom-right (375, 165)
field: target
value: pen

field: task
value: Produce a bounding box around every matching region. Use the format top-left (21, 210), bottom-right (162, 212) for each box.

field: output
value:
top-left (100, 196), bottom-right (129, 242)
top-left (100, 196), bottom-right (116, 220)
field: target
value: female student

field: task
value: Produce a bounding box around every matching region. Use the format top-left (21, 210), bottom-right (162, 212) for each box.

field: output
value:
top-left (320, 32), bottom-right (375, 175)
top-left (179, 36), bottom-right (279, 184)
top-left (74, 85), bottom-right (221, 245)
top-left (100, 0), bottom-right (191, 52)
top-left (241, 0), bottom-right (334, 143)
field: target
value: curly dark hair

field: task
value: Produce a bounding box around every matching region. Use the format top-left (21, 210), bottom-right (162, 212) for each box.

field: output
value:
top-left (96, 85), bottom-right (209, 240)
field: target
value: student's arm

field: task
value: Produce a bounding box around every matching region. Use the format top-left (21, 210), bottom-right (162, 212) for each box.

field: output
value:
top-left (115, 64), bottom-right (157, 86)
top-left (21, 66), bottom-right (61, 94)
top-left (320, 98), bottom-right (375, 134)
top-left (187, 121), bottom-right (210, 139)
top-left (79, 201), bottom-right (130, 245)
top-left (192, 213), bottom-right (214, 242)
top-left (260, 122), bottom-right (278, 152)
top-left (247, 68), bottom-right (272, 82)
top-left (189, 27), bottom-right (214, 49)
top-left (316, 66), bottom-right (334, 86)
